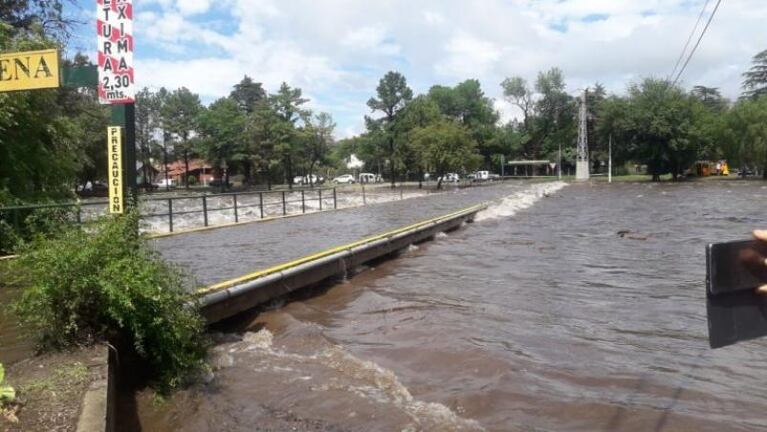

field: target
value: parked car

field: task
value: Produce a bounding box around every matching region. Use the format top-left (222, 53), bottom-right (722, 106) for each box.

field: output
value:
top-left (359, 173), bottom-right (382, 183)
top-left (489, 173), bottom-right (500, 180)
top-left (154, 178), bottom-right (175, 188)
top-left (293, 175), bottom-right (305, 185)
top-left (305, 174), bottom-right (324, 185)
top-left (474, 171), bottom-right (490, 181)
top-left (438, 173), bottom-right (460, 183)
top-left (333, 174), bottom-right (356, 184)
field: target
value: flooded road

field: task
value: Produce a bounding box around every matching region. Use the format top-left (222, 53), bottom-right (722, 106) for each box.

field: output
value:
top-left (136, 180), bottom-right (767, 431)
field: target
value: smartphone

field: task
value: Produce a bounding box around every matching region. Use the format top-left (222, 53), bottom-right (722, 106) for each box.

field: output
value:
top-left (706, 239), bottom-right (767, 348)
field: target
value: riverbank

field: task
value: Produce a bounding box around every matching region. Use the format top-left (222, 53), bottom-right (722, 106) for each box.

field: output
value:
top-left (0, 263), bottom-right (113, 432)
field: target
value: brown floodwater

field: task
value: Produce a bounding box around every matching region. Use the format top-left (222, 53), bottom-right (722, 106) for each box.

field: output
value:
top-left (134, 180), bottom-right (767, 431)
top-left (0, 263), bottom-right (34, 365)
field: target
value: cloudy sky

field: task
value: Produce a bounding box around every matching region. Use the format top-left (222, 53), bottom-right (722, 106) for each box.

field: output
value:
top-left (69, 0), bottom-right (767, 137)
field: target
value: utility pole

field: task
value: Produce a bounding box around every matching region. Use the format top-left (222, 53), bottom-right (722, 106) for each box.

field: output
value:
top-left (608, 134), bottom-right (613, 184)
top-left (575, 89), bottom-right (590, 181)
top-left (558, 142), bottom-right (562, 180)
top-left (500, 154), bottom-right (505, 177)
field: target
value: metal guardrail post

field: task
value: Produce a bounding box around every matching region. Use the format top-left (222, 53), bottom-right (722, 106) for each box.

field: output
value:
top-left (333, 187), bottom-right (337, 209)
top-left (13, 209), bottom-right (20, 233)
top-left (259, 192), bottom-right (264, 219)
top-left (233, 194), bottom-right (239, 223)
top-left (301, 190), bottom-right (305, 213)
top-left (400, 188), bottom-right (403, 200)
top-left (319, 189), bottom-right (323, 211)
top-left (202, 196), bottom-right (209, 227)
top-left (76, 206), bottom-right (82, 224)
top-left (282, 191), bottom-right (286, 216)
top-left (362, 184), bottom-right (366, 205)
top-left (168, 198), bottom-right (174, 233)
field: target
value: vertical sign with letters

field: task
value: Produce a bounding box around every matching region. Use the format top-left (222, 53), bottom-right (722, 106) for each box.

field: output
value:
top-left (108, 127), bottom-right (124, 214)
top-left (97, 0), bottom-right (134, 104)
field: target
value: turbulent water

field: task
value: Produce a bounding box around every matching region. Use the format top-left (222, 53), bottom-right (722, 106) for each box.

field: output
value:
top-left (134, 180), bottom-right (767, 431)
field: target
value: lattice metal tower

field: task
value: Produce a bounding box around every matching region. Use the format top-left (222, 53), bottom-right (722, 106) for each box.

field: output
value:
top-left (575, 89), bottom-right (590, 181)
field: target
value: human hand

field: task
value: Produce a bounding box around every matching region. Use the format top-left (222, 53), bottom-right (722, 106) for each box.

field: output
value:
top-left (754, 230), bottom-right (767, 295)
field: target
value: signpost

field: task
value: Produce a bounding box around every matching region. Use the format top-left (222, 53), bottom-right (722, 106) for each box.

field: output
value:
top-left (0, 49), bottom-right (60, 91)
top-left (97, 0), bottom-right (137, 206)
top-left (0, 0), bottom-right (137, 212)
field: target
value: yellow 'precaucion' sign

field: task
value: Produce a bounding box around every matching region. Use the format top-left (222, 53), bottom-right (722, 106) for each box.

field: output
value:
top-left (0, 49), bottom-right (60, 92)
top-left (108, 127), bottom-right (124, 214)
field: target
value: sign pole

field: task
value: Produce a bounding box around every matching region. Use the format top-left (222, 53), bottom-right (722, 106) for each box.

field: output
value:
top-left (111, 104), bottom-right (137, 205)
top-left (608, 134), bottom-right (613, 184)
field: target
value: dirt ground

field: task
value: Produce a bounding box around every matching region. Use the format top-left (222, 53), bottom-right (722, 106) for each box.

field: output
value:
top-left (1, 345), bottom-right (107, 432)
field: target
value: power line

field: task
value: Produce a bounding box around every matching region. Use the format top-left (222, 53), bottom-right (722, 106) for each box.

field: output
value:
top-left (669, 0), bottom-right (711, 81)
top-left (671, 0), bottom-right (724, 87)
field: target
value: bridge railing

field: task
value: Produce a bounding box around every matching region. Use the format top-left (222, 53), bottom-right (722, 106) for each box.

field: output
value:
top-left (0, 186), bottom-right (343, 235)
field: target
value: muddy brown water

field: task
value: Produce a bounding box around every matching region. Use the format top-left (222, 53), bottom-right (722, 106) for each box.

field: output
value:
top-left (114, 181), bottom-right (767, 430)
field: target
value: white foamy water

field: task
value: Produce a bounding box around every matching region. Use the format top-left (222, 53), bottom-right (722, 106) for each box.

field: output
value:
top-left (213, 329), bottom-right (485, 432)
top-left (475, 181), bottom-right (568, 222)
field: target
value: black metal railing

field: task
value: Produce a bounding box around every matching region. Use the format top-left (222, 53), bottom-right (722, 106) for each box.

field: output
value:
top-left (0, 186), bottom-right (351, 235)
top-left (0, 178), bottom-right (517, 236)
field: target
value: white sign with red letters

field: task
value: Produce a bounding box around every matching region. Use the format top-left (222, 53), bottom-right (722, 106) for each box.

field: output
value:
top-left (97, 0), bottom-right (134, 104)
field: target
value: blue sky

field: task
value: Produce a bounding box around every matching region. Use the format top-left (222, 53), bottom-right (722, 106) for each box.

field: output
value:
top-left (65, 0), bottom-right (767, 138)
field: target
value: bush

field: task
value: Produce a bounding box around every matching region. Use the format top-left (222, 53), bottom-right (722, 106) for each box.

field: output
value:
top-left (0, 205), bottom-right (78, 255)
top-left (13, 211), bottom-right (208, 392)
top-left (187, 175), bottom-right (198, 186)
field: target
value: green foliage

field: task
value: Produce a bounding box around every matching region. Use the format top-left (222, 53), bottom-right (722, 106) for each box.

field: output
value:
top-left (13, 212), bottom-right (208, 392)
top-left (596, 79), bottom-right (706, 180)
top-left (411, 120), bottom-right (481, 188)
top-left (742, 49), bottom-right (767, 99)
top-left (720, 97), bottom-right (767, 173)
top-left (0, 363), bottom-right (16, 404)
top-left (196, 97), bottom-right (246, 178)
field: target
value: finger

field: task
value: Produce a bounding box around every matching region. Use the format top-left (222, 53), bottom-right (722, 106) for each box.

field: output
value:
top-left (757, 285), bottom-right (767, 295)
top-left (753, 230), bottom-right (767, 241)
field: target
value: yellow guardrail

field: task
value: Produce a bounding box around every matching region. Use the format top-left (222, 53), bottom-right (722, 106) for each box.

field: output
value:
top-left (196, 203), bottom-right (487, 296)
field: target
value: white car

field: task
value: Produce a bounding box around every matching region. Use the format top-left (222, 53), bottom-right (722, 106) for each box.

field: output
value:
top-left (293, 175), bottom-right (305, 185)
top-left (359, 173), bottom-right (383, 183)
top-left (333, 174), bottom-right (355, 184)
top-left (474, 171), bottom-right (490, 181)
top-left (438, 173), bottom-right (460, 183)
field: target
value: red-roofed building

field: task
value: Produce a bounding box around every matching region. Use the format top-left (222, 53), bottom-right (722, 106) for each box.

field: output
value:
top-left (160, 159), bottom-right (215, 186)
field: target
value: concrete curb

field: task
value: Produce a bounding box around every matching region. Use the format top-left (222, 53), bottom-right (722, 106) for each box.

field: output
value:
top-left (76, 345), bottom-right (116, 432)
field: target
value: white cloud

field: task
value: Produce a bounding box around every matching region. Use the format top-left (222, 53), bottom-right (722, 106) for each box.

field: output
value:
top-left (436, 33), bottom-right (501, 79)
top-left (176, 0), bottom-right (211, 16)
top-left (126, 0), bottom-right (767, 136)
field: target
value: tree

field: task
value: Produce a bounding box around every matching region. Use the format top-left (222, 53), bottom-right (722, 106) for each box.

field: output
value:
top-left (230, 75), bottom-right (267, 114)
top-left (501, 76), bottom-right (534, 131)
top-left (196, 98), bottom-right (246, 191)
top-left (742, 49), bottom-right (767, 99)
top-left (230, 76), bottom-right (267, 184)
top-left (533, 68), bottom-right (577, 161)
top-left (692, 85), bottom-right (728, 112)
top-left (598, 79), bottom-right (702, 181)
top-left (411, 121), bottom-right (481, 189)
top-left (301, 112), bottom-right (335, 187)
top-left (397, 95), bottom-right (441, 185)
top-left (135, 88), bottom-right (160, 187)
top-left (161, 87), bottom-right (202, 188)
top-left (245, 102), bottom-right (289, 190)
top-left (366, 71), bottom-right (413, 187)
top-left (270, 82), bottom-right (309, 189)
top-left (721, 97), bottom-right (767, 177)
